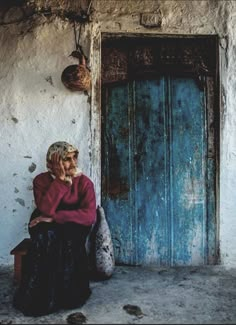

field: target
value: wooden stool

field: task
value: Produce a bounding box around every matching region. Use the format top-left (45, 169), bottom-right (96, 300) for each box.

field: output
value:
top-left (10, 238), bottom-right (32, 284)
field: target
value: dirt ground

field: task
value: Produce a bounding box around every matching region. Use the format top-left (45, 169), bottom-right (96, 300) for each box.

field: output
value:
top-left (0, 264), bottom-right (236, 324)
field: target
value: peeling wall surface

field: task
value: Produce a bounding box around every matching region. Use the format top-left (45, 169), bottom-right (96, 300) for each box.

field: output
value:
top-left (0, 0), bottom-right (236, 267)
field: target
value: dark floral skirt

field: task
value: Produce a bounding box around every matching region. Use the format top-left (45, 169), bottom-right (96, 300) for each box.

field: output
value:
top-left (13, 218), bottom-right (91, 316)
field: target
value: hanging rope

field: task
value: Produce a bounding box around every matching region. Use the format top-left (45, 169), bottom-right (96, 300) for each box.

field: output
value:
top-left (73, 21), bottom-right (83, 52)
top-left (71, 0), bottom-right (93, 62)
top-left (86, 0), bottom-right (93, 17)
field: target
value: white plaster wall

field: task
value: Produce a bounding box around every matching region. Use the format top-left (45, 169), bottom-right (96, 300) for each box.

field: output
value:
top-left (220, 1), bottom-right (236, 267)
top-left (0, 17), bottom-right (96, 264)
top-left (1, 0), bottom-right (236, 267)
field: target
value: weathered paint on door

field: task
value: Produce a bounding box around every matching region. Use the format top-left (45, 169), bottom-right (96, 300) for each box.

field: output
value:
top-left (102, 76), bottom-right (215, 266)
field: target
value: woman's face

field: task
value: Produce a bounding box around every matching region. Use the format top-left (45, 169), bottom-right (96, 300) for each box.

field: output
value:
top-left (62, 151), bottom-right (78, 176)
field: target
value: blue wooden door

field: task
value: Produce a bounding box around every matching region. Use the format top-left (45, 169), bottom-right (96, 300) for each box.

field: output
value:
top-left (102, 76), bottom-right (216, 266)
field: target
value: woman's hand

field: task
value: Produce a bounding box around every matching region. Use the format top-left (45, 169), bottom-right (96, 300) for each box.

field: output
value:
top-left (50, 152), bottom-right (66, 181)
top-left (29, 216), bottom-right (53, 228)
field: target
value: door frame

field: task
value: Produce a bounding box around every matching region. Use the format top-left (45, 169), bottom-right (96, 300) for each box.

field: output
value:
top-left (92, 33), bottom-right (220, 265)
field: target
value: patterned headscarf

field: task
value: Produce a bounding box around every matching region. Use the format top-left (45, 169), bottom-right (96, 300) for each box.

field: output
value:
top-left (46, 141), bottom-right (82, 183)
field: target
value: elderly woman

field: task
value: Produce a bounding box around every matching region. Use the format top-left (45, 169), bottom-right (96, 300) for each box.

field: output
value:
top-left (13, 141), bottom-right (96, 316)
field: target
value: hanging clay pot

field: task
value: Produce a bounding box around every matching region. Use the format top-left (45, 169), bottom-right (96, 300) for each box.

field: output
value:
top-left (61, 55), bottom-right (91, 92)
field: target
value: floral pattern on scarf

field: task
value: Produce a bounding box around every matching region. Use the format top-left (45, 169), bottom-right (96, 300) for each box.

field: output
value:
top-left (46, 141), bottom-right (82, 184)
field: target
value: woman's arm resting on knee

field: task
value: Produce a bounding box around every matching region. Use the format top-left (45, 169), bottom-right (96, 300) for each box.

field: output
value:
top-left (29, 216), bottom-right (53, 228)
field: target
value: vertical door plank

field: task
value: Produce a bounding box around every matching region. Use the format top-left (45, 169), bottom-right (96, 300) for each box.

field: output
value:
top-left (134, 79), bottom-right (170, 266)
top-left (102, 84), bottom-right (135, 264)
top-left (169, 78), bottom-right (207, 265)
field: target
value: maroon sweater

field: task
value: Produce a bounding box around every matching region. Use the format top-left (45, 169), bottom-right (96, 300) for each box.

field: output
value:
top-left (33, 172), bottom-right (96, 226)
